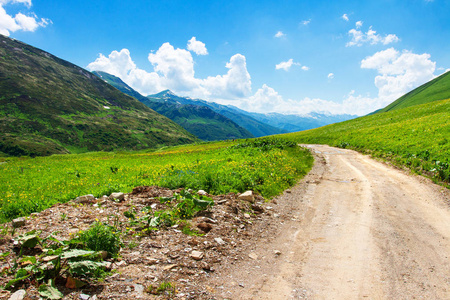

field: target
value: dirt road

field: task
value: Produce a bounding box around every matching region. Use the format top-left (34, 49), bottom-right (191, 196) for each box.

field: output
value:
top-left (207, 145), bottom-right (450, 299)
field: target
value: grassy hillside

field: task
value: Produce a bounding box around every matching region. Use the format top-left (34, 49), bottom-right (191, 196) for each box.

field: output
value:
top-left (0, 36), bottom-right (197, 156)
top-left (94, 72), bottom-right (254, 141)
top-left (379, 71), bottom-right (450, 113)
top-left (283, 99), bottom-right (450, 184)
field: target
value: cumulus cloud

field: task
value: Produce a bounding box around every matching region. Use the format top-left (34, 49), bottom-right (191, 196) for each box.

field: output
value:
top-left (274, 31), bottom-right (285, 38)
top-left (187, 37), bottom-right (208, 55)
top-left (301, 66), bottom-right (310, 71)
top-left (346, 23), bottom-right (399, 47)
top-left (342, 14), bottom-right (349, 21)
top-left (361, 48), bottom-right (436, 101)
top-left (0, 0), bottom-right (50, 36)
top-left (275, 59), bottom-right (298, 71)
top-left (88, 39), bottom-right (251, 100)
top-left (328, 73), bottom-right (334, 79)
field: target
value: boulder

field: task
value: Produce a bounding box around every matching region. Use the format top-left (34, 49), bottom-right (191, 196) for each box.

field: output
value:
top-left (9, 290), bottom-right (26, 300)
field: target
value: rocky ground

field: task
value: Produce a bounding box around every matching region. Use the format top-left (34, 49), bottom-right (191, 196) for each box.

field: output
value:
top-left (0, 186), bottom-right (285, 299)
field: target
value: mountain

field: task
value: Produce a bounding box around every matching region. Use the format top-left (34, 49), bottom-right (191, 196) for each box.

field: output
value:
top-left (0, 35), bottom-right (197, 156)
top-left (378, 71), bottom-right (450, 113)
top-left (146, 90), bottom-right (288, 137)
top-left (93, 72), bottom-right (254, 141)
top-left (240, 111), bottom-right (357, 132)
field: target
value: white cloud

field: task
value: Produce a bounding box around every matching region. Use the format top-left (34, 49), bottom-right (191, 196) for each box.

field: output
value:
top-left (187, 37), bottom-right (208, 55)
top-left (275, 59), bottom-right (302, 71)
top-left (361, 48), bottom-right (436, 101)
top-left (342, 14), bottom-right (349, 21)
top-left (0, 0), bottom-right (50, 36)
top-left (328, 73), bottom-right (334, 79)
top-left (274, 31), bottom-right (285, 38)
top-left (302, 19), bottom-right (311, 26)
top-left (346, 24), bottom-right (399, 47)
top-left (88, 39), bottom-right (251, 100)
top-left (301, 66), bottom-right (310, 71)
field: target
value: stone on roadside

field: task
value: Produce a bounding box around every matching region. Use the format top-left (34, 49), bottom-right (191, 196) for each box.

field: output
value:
top-left (238, 190), bottom-right (254, 202)
top-left (190, 250), bottom-right (204, 261)
top-left (248, 252), bottom-right (258, 260)
top-left (74, 194), bottom-right (95, 204)
top-left (274, 250), bottom-right (281, 256)
top-left (9, 289), bottom-right (26, 300)
top-left (197, 190), bottom-right (208, 196)
top-left (12, 217), bottom-right (26, 228)
top-left (243, 213), bottom-right (251, 219)
top-left (109, 192), bottom-right (125, 201)
top-left (214, 237), bottom-right (225, 245)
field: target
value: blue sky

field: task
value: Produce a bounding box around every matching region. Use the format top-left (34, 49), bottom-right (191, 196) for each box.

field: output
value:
top-left (2, 0), bottom-right (450, 115)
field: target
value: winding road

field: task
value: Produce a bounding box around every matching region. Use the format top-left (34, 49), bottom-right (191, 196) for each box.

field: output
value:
top-left (210, 145), bottom-right (450, 299)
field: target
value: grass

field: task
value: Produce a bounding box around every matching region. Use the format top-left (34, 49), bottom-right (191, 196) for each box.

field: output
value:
top-left (0, 138), bottom-right (313, 223)
top-left (282, 98), bottom-right (450, 185)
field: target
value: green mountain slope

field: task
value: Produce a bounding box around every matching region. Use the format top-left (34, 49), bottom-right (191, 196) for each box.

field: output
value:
top-left (147, 90), bottom-right (287, 137)
top-left (0, 36), bottom-right (197, 156)
top-left (284, 99), bottom-right (450, 183)
top-left (378, 71), bottom-right (450, 113)
top-left (94, 72), bottom-right (254, 141)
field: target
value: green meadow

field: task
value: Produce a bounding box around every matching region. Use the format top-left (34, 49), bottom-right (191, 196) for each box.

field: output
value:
top-left (0, 138), bottom-right (313, 223)
top-left (283, 98), bottom-right (450, 185)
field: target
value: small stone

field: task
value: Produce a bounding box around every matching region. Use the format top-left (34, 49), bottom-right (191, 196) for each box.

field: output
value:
top-left (244, 213), bottom-right (251, 219)
top-left (286, 189), bottom-right (292, 193)
top-left (146, 257), bottom-right (158, 265)
top-left (115, 260), bottom-right (127, 267)
top-left (238, 191), bottom-right (254, 202)
top-left (274, 250), bottom-right (281, 256)
top-left (109, 192), bottom-right (125, 201)
top-left (197, 222), bottom-right (213, 233)
top-left (248, 252), bottom-right (258, 260)
top-left (12, 217), bottom-right (26, 228)
top-left (79, 294), bottom-right (90, 300)
top-left (163, 264), bottom-right (177, 270)
top-left (134, 284), bottom-right (145, 295)
top-left (197, 190), bottom-right (208, 196)
top-left (214, 237), bottom-right (225, 245)
top-left (190, 250), bottom-right (204, 261)
top-left (251, 204), bottom-right (264, 213)
top-left (9, 289), bottom-right (26, 300)
top-left (74, 194), bottom-right (95, 204)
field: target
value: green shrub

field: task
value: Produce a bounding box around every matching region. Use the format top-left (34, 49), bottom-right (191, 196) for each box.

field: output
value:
top-left (77, 222), bottom-right (122, 258)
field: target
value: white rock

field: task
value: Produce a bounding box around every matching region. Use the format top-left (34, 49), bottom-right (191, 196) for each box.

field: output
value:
top-left (248, 252), bottom-right (258, 260)
top-left (109, 192), bottom-right (125, 201)
top-left (75, 194), bottom-right (95, 204)
top-left (190, 250), bottom-right (204, 261)
top-left (197, 190), bottom-right (208, 196)
top-left (214, 237), bottom-right (226, 245)
top-left (9, 289), bottom-right (26, 300)
top-left (238, 190), bottom-right (254, 202)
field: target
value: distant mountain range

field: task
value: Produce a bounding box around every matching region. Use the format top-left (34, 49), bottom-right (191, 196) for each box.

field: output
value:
top-left (0, 35), bottom-right (197, 156)
top-left (94, 71), bottom-right (356, 138)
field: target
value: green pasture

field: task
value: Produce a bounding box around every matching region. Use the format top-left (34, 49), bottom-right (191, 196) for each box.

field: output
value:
top-left (0, 139), bottom-right (313, 223)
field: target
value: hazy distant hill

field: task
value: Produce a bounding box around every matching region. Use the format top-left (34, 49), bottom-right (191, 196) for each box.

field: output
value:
top-left (378, 71), bottom-right (450, 113)
top-left (94, 72), bottom-right (254, 141)
top-left (0, 36), bottom-right (197, 156)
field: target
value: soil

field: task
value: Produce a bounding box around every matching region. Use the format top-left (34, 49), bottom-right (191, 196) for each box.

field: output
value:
top-left (1, 145), bottom-right (450, 299)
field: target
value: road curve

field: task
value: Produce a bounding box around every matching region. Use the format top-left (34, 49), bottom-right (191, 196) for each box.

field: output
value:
top-left (210, 145), bottom-right (450, 299)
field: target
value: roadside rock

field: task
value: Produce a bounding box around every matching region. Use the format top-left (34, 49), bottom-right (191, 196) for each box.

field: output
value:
top-left (190, 250), bottom-right (204, 261)
top-left (238, 190), bottom-right (254, 202)
top-left (8, 290), bottom-right (26, 300)
top-left (109, 192), bottom-right (125, 201)
top-left (12, 217), bottom-right (26, 228)
top-left (74, 194), bottom-right (95, 204)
